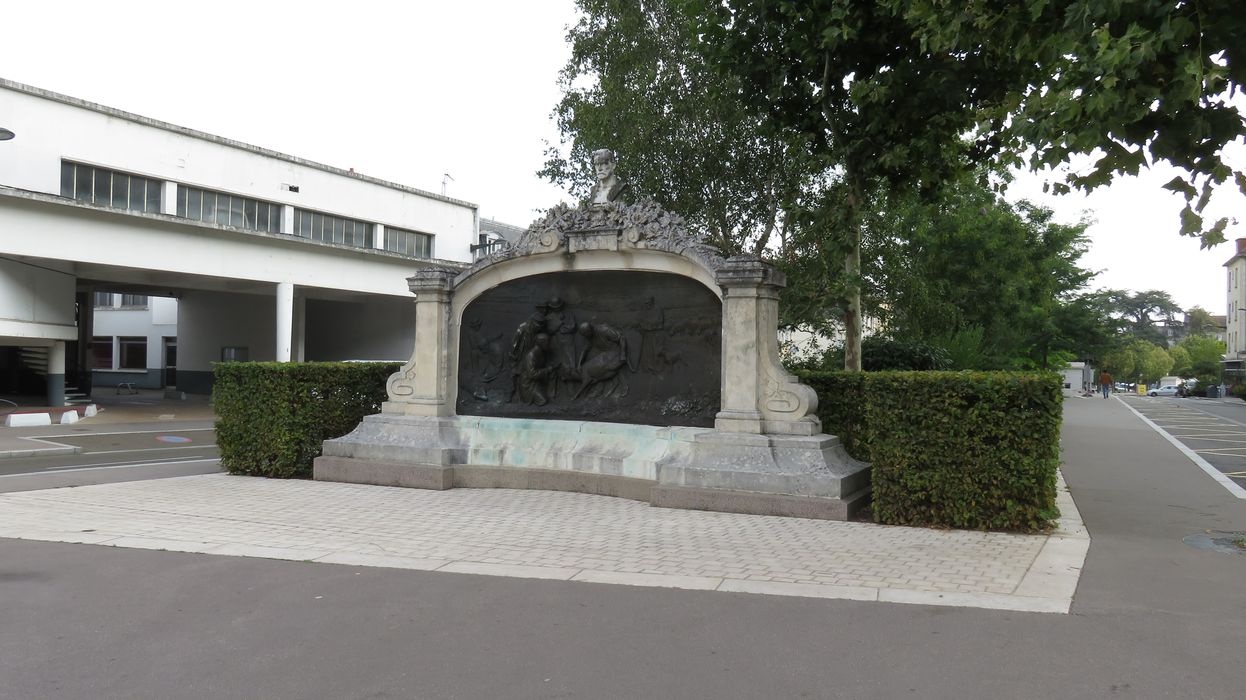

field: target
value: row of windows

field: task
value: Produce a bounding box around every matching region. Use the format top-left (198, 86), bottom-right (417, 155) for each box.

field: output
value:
top-left (60, 160), bottom-right (435, 258)
top-left (91, 336), bottom-right (146, 370)
top-left (385, 227), bottom-right (433, 258)
top-left (294, 209), bottom-right (373, 248)
top-left (61, 162), bottom-right (162, 214)
top-left (93, 292), bottom-right (149, 308)
top-left (177, 185), bottom-right (282, 234)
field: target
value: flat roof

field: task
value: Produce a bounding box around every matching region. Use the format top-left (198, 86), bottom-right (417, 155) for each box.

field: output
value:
top-left (0, 78), bottom-right (478, 212)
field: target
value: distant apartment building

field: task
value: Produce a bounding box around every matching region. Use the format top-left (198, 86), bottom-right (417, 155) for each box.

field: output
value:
top-left (0, 78), bottom-right (482, 403)
top-left (1223, 239), bottom-right (1246, 380)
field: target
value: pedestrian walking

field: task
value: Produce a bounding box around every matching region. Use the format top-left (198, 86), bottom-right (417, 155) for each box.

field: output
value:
top-left (1099, 370), bottom-right (1113, 399)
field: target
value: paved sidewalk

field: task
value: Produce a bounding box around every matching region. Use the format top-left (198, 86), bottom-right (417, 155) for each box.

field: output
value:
top-left (0, 469), bottom-right (1087, 613)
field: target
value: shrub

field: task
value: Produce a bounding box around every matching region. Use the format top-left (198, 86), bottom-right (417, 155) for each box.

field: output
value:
top-left (213, 362), bottom-right (399, 478)
top-left (799, 370), bottom-right (1062, 530)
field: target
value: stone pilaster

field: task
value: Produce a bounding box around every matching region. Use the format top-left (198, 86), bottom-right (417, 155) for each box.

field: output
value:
top-left (714, 256), bottom-right (820, 436)
top-left (383, 267), bottom-right (458, 416)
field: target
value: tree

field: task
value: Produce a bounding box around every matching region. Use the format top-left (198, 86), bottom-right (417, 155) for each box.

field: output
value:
top-left (1103, 340), bottom-right (1173, 385)
top-left (899, 0), bottom-right (1246, 245)
top-left (1168, 345), bottom-right (1193, 378)
top-left (1046, 294), bottom-right (1120, 368)
top-left (547, 1), bottom-right (1246, 372)
top-left (1184, 306), bottom-right (1219, 337)
top-left (694, 0), bottom-right (1245, 366)
top-left (874, 177), bottom-right (1097, 368)
top-left (1133, 341), bottom-right (1176, 385)
top-left (1180, 334), bottom-right (1227, 386)
top-left (696, 1), bottom-right (1039, 369)
top-left (1087, 289), bottom-right (1183, 346)
top-left (1101, 347), bottom-right (1136, 382)
top-left (539, 0), bottom-right (815, 256)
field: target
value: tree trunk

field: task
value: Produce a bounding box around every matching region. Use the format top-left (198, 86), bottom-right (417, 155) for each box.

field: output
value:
top-left (843, 184), bottom-right (864, 372)
top-left (844, 237), bottom-right (863, 371)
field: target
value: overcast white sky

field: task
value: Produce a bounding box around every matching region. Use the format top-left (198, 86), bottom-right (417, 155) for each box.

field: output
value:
top-left (2, 0), bottom-right (1241, 313)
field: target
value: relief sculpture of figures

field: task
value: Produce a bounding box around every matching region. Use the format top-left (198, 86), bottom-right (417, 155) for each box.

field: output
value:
top-left (456, 270), bottom-right (722, 427)
top-left (515, 333), bottom-right (556, 405)
top-left (462, 317), bottom-right (505, 401)
top-left (509, 298), bottom-right (576, 405)
top-left (588, 149), bottom-right (631, 205)
top-left (571, 321), bottom-right (637, 399)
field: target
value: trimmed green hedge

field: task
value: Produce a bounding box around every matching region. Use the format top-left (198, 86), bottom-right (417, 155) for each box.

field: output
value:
top-left (213, 362), bottom-right (399, 479)
top-left (800, 370), bottom-right (1062, 530)
top-left (212, 362), bottom-right (1061, 530)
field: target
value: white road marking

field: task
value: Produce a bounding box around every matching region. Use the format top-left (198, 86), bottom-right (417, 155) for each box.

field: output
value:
top-left (1117, 397), bottom-right (1246, 499)
top-left (35, 428), bottom-right (215, 439)
top-left (78, 445), bottom-right (212, 456)
top-left (26, 458), bottom-right (221, 476)
top-left (38, 455), bottom-right (215, 471)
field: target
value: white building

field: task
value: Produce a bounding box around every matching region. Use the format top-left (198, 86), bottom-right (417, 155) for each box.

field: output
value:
top-left (0, 78), bottom-right (478, 403)
top-left (90, 292), bottom-right (178, 394)
top-left (1223, 238), bottom-right (1246, 382)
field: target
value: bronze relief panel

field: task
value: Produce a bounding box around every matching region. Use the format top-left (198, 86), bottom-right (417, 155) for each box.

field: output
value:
top-left (457, 271), bottom-right (721, 427)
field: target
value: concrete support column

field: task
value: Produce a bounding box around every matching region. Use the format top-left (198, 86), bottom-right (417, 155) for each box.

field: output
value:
top-left (161, 181), bottom-right (178, 216)
top-left (383, 268), bottom-right (457, 416)
top-left (47, 341), bottom-right (66, 407)
top-left (373, 224), bottom-right (386, 250)
top-left (281, 205), bottom-right (295, 235)
top-left (714, 257), bottom-right (820, 436)
top-left (276, 282), bottom-right (294, 362)
top-left (293, 293), bottom-right (306, 362)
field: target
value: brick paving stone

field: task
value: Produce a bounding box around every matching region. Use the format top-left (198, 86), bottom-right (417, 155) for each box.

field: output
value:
top-left (0, 474), bottom-right (1085, 613)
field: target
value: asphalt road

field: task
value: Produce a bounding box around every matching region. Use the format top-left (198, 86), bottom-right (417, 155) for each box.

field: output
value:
top-left (1, 397), bottom-right (1243, 699)
top-left (0, 421), bottom-right (220, 493)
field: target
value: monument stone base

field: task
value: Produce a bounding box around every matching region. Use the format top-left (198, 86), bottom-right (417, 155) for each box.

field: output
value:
top-left (314, 414), bottom-right (871, 521)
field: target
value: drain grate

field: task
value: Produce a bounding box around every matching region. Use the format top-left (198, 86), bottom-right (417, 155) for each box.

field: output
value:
top-left (1183, 531), bottom-right (1246, 555)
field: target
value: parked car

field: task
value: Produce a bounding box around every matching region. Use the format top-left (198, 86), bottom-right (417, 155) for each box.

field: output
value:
top-left (1148, 385), bottom-right (1181, 397)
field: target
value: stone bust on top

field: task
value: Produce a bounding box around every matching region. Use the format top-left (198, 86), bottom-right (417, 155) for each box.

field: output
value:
top-left (589, 148), bottom-right (631, 205)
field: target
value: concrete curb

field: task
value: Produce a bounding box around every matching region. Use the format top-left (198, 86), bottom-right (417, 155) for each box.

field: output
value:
top-left (0, 436), bottom-right (82, 460)
top-left (3, 404), bottom-right (97, 428)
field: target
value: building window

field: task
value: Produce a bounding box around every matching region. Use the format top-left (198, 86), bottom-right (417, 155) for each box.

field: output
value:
top-left (293, 209), bottom-right (373, 248)
top-left (118, 337), bottom-right (147, 370)
top-left (177, 185), bottom-right (282, 233)
top-left (384, 227), bottom-right (433, 258)
top-left (91, 336), bottom-right (113, 370)
top-left (119, 294), bottom-right (148, 308)
top-left (60, 161), bottom-right (162, 213)
top-left (93, 292), bottom-right (114, 308)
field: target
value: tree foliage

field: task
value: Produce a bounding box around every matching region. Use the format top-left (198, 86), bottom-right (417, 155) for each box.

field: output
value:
top-left (1184, 306), bottom-right (1220, 336)
top-left (1084, 288), bottom-right (1183, 346)
top-left (539, 0), bottom-right (814, 255)
top-left (543, 0), bottom-right (1244, 373)
top-left (1103, 340), bottom-right (1175, 384)
top-left (1168, 345), bottom-right (1193, 378)
top-left (897, 0), bottom-right (1246, 245)
top-left (696, 0), bottom-right (1042, 369)
top-left (875, 180), bottom-right (1096, 369)
top-left (1179, 334), bottom-right (1227, 385)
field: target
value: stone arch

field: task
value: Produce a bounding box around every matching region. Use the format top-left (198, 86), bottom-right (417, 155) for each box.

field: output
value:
top-left (320, 198), bottom-right (871, 520)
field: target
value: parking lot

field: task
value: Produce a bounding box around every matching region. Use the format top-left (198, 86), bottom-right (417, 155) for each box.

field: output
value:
top-left (1116, 394), bottom-right (1246, 496)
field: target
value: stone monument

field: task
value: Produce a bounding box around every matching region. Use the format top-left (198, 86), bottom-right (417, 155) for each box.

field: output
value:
top-left (314, 152), bottom-right (870, 520)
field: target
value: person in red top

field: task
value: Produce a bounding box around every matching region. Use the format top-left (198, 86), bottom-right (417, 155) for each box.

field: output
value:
top-left (1099, 370), bottom-right (1113, 399)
